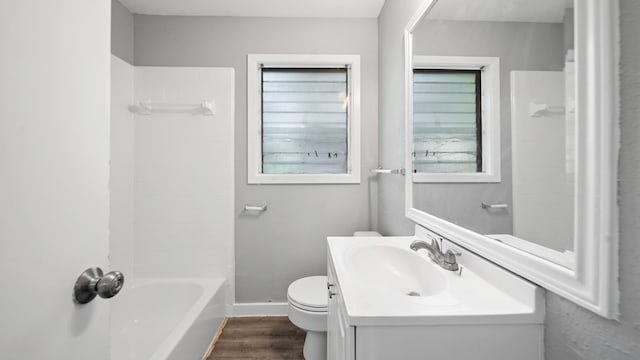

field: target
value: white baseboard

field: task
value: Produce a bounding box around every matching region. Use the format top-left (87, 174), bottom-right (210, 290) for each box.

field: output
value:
top-left (229, 302), bottom-right (288, 317)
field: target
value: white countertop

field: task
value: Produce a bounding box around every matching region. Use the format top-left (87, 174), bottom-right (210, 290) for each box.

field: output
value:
top-left (328, 235), bottom-right (545, 327)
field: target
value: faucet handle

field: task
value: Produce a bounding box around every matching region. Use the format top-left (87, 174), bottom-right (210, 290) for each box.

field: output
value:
top-left (430, 238), bottom-right (441, 252)
top-left (443, 249), bottom-right (461, 264)
top-left (446, 248), bottom-right (462, 256)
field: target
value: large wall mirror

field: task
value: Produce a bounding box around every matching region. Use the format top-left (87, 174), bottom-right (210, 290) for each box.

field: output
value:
top-left (404, 0), bottom-right (619, 318)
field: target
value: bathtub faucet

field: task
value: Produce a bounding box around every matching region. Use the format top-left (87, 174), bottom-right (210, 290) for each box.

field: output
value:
top-left (410, 238), bottom-right (460, 271)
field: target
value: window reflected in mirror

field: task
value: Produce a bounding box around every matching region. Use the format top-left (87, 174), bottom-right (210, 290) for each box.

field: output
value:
top-left (413, 69), bottom-right (482, 174)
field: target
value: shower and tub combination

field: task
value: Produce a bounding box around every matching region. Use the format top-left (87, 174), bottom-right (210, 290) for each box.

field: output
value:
top-left (111, 279), bottom-right (226, 359)
top-left (109, 56), bottom-right (235, 359)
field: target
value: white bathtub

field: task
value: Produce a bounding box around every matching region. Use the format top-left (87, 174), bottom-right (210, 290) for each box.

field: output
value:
top-left (111, 278), bottom-right (226, 360)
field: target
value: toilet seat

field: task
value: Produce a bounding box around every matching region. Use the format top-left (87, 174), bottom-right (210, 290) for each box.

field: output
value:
top-left (287, 276), bottom-right (328, 313)
top-left (288, 296), bottom-right (327, 313)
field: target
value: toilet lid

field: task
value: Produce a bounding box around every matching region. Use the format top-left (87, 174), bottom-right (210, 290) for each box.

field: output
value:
top-left (287, 276), bottom-right (328, 311)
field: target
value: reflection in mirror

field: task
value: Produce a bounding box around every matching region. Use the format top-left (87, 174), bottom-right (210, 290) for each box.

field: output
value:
top-left (411, 0), bottom-right (576, 267)
top-left (414, 69), bottom-right (481, 174)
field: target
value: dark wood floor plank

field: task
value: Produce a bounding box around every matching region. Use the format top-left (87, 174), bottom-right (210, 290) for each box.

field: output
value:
top-left (207, 316), bottom-right (305, 360)
top-left (221, 326), bottom-right (303, 337)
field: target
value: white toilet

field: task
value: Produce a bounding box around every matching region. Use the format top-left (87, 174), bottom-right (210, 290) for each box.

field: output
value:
top-left (287, 275), bottom-right (328, 360)
top-left (287, 232), bottom-right (380, 360)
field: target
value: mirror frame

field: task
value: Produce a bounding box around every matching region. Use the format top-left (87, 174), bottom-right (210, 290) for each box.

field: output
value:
top-left (404, 0), bottom-right (620, 319)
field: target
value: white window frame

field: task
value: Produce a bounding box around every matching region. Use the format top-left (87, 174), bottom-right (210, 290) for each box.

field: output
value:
top-left (412, 55), bottom-right (501, 183)
top-left (247, 54), bottom-right (361, 184)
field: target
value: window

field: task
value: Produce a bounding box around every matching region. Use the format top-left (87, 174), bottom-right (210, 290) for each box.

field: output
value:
top-left (248, 54), bottom-right (361, 184)
top-left (413, 69), bottom-right (482, 173)
top-left (412, 56), bottom-right (501, 183)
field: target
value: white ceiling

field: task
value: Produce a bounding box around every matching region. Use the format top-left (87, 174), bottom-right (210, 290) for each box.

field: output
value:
top-left (427, 0), bottom-right (574, 23)
top-left (119, 0), bottom-right (386, 18)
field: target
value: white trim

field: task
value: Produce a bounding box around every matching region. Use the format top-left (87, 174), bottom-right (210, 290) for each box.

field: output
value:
top-left (405, 0), bottom-right (619, 319)
top-left (412, 56), bottom-right (501, 183)
top-left (247, 54), bottom-right (361, 184)
top-left (488, 234), bottom-right (576, 269)
top-left (230, 302), bottom-right (289, 317)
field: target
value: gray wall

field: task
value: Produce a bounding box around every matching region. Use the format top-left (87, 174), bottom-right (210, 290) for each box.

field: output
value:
top-left (379, 0), bottom-right (640, 359)
top-left (133, 15), bottom-right (379, 303)
top-left (111, 0), bottom-right (134, 64)
top-left (412, 20), bottom-right (564, 236)
top-left (377, 0), bottom-right (424, 236)
top-left (545, 0), bottom-right (640, 358)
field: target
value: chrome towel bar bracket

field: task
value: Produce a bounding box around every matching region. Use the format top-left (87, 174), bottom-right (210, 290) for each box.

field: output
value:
top-left (244, 204), bottom-right (268, 212)
top-left (370, 167), bottom-right (406, 176)
top-left (481, 202), bottom-right (509, 210)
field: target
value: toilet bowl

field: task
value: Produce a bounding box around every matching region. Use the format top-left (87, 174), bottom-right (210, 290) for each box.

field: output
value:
top-left (287, 276), bottom-right (328, 360)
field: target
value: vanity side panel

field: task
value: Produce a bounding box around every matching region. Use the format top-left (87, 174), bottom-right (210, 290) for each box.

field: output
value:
top-left (356, 324), bottom-right (543, 360)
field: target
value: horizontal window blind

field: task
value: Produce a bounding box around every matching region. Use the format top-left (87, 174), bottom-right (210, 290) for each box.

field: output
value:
top-left (413, 69), bottom-right (482, 173)
top-left (262, 68), bottom-right (349, 174)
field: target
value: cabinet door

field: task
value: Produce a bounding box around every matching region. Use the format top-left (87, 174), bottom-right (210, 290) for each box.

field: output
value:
top-left (327, 260), bottom-right (355, 360)
top-left (335, 297), bottom-right (355, 360)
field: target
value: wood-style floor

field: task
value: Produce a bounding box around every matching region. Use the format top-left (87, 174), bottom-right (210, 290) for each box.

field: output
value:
top-left (207, 317), bottom-right (306, 360)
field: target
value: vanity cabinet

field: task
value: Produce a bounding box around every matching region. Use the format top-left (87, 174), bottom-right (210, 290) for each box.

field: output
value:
top-left (326, 235), bottom-right (544, 360)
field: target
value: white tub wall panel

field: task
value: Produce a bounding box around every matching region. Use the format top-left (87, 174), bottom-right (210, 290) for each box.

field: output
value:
top-left (133, 67), bottom-right (235, 290)
top-left (511, 71), bottom-right (571, 252)
top-left (110, 54), bottom-right (135, 281)
top-left (356, 324), bottom-right (544, 360)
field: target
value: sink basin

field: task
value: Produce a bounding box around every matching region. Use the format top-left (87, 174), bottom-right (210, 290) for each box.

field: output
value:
top-left (349, 245), bottom-right (447, 297)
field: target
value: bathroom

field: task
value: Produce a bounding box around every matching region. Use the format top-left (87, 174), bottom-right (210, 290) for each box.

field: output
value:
top-left (0, 0), bottom-right (638, 359)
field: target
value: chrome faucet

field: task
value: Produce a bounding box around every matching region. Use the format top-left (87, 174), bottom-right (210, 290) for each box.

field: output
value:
top-left (410, 238), bottom-right (461, 271)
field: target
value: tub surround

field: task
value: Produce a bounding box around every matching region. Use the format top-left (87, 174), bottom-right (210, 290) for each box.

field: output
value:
top-left (133, 66), bottom-right (234, 282)
top-left (109, 57), bottom-right (236, 359)
top-left (110, 55), bottom-right (235, 283)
